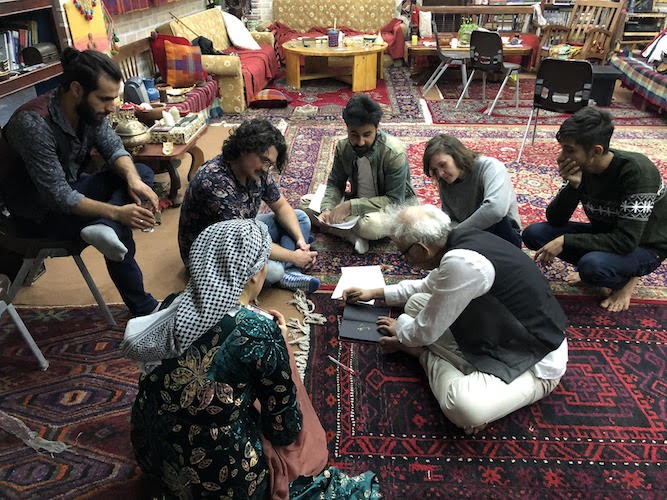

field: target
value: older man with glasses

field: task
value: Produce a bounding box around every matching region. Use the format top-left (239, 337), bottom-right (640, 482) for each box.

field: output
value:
top-left (343, 204), bottom-right (568, 434)
top-left (178, 119), bottom-right (320, 293)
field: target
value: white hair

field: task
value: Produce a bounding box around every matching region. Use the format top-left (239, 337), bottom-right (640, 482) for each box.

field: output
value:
top-left (386, 204), bottom-right (452, 246)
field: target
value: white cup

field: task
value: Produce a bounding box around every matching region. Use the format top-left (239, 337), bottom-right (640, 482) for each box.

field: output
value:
top-left (450, 38), bottom-right (459, 49)
top-left (501, 36), bottom-right (510, 45)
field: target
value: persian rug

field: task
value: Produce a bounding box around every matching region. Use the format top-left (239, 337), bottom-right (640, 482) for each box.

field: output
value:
top-left (304, 293), bottom-right (667, 498)
top-left (426, 77), bottom-right (667, 127)
top-left (228, 65), bottom-right (424, 123)
top-left (281, 123), bottom-right (667, 300)
top-left (1, 296), bottom-right (664, 498)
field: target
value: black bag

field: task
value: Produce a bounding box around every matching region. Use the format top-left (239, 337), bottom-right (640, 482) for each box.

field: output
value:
top-left (191, 36), bottom-right (221, 55)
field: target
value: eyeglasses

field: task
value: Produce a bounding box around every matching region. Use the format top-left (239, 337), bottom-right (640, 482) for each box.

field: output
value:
top-left (259, 155), bottom-right (277, 172)
top-left (398, 242), bottom-right (416, 259)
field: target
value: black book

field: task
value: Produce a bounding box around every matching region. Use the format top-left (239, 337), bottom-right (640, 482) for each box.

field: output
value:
top-left (339, 303), bottom-right (390, 343)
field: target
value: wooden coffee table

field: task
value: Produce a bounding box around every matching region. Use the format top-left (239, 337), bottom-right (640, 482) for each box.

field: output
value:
top-left (283, 41), bottom-right (387, 92)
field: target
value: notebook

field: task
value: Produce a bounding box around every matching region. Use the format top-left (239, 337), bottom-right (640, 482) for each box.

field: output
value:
top-left (339, 303), bottom-right (390, 343)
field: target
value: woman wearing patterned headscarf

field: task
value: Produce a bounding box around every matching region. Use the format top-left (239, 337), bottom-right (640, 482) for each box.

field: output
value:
top-left (122, 219), bottom-right (381, 499)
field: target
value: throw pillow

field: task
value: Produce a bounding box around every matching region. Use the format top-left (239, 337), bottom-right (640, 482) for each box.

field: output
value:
top-left (248, 89), bottom-right (290, 108)
top-left (164, 40), bottom-right (206, 88)
top-left (149, 33), bottom-right (192, 79)
top-left (419, 11), bottom-right (432, 38)
top-left (221, 11), bottom-right (261, 50)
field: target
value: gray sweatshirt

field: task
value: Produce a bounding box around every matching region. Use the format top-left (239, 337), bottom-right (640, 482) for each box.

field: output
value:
top-left (438, 155), bottom-right (520, 231)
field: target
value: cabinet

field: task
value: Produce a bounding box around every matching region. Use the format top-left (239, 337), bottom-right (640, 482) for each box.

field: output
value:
top-left (0, 0), bottom-right (67, 99)
top-left (619, 12), bottom-right (667, 51)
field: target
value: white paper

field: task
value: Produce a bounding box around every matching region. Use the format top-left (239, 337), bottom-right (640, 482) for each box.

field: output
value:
top-left (332, 265), bottom-right (386, 304)
top-left (308, 183), bottom-right (327, 213)
top-left (319, 215), bottom-right (360, 230)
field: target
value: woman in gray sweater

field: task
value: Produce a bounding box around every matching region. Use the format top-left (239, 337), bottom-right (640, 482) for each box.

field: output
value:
top-left (423, 134), bottom-right (521, 247)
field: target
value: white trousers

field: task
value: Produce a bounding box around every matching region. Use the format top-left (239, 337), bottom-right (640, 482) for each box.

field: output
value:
top-left (406, 293), bottom-right (561, 433)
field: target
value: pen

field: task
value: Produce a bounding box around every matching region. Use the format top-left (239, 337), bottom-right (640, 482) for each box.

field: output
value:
top-left (327, 355), bottom-right (358, 376)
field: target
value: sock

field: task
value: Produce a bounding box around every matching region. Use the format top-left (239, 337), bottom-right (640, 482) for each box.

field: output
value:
top-left (278, 270), bottom-right (321, 293)
top-left (80, 224), bottom-right (128, 262)
top-left (345, 232), bottom-right (369, 255)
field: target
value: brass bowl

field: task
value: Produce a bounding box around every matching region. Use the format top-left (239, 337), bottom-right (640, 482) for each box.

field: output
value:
top-left (135, 103), bottom-right (166, 126)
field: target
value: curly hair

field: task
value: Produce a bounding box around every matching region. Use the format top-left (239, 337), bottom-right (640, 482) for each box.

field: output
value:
top-left (60, 47), bottom-right (122, 93)
top-left (422, 134), bottom-right (479, 178)
top-left (556, 107), bottom-right (614, 153)
top-left (342, 94), bottom-right (383, 127)
top-left (222, 119), bottom-right (288, 173)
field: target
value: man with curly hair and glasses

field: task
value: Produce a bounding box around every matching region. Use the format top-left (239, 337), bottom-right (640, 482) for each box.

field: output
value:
top-left (178, 118), bottom-right (320, 293)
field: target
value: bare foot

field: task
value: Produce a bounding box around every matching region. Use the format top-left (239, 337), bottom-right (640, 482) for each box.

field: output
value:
top-left (463, 422), bottom-right (488, 435)
top-left (564, 271), bottom-right (582, 285)
top-left (379, 337), bottom-right (424, 357)
top-left (600, 277), bottom-right (640, 312)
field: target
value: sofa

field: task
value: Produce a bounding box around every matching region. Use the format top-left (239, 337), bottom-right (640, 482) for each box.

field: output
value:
top-left (158, 8), bottom-right (278, 113)
top-left (610, 54), bottom-right (667, 113)
top-left (270, 0), bottom-right (406, 65)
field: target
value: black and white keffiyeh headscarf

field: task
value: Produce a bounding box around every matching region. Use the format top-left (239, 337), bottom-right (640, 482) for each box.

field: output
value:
top-left (121, 219), bottom-right (272, 365)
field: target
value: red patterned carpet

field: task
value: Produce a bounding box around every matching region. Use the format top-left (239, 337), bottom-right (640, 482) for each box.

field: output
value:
top-left (304, 293), bottom-right (666, 498)
top-left (229, 66), bottom-right (424, 123)
top-left (1, 296), bottom-right (663, 498)
top-left (426, 77), bottom-right (667, 126)
top-left (281, 123), bottom-right (667, 300)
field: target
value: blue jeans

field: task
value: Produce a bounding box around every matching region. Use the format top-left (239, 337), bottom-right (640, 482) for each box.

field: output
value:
top-left (18, 165), bottom-right (158, 315)
top-left (257, 209), bottom-right (312, 285)
top-left (522, 221), bottom-right (664, 290)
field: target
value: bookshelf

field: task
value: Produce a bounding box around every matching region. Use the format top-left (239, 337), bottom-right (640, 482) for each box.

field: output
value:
top-left (419, 5), bottom-right (536, 33)
top-left (0, 0), bottom-right (67, 99)
top-left (619, 12), bottom-right (667, 51)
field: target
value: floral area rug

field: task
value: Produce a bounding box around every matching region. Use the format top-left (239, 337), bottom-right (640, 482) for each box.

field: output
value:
top-left (426, 77), bottom-right (667, 126)
top-left (228, 65), bottom-right (424, 123)
top-left (304, 293), bottom-right (667, 498)
top-left (280, 123), bottom-right (667, 301)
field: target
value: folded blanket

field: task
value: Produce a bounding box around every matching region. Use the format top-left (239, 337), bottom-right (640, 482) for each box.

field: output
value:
top-left (223, 44), bottom-right (279, 105)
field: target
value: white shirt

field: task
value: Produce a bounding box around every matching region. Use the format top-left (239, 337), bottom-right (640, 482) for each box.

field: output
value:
top-left (384, 248), bottom-right (568, 380)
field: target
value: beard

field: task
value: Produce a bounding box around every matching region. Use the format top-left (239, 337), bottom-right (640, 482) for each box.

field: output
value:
top-left (76, 94), bottom-right (106, 125)
top-left (353, 145), bottom-right (370, 157)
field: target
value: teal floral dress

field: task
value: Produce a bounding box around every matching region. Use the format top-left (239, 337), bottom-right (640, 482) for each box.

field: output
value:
top-left (131, 307), bottom-right (302, 499)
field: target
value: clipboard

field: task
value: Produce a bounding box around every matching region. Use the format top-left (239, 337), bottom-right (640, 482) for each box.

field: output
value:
top-left (339, 303), bottom-right (390, 343)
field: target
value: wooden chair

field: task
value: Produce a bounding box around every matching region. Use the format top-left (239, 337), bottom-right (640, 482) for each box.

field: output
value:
top-left (537, 0), bottom-right (624, 69)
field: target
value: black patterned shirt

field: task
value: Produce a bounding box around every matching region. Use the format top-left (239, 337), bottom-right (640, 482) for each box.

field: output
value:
top-left (545, 149), bottom-right (667, 258)
top-left (3, 91), bottom-right (129, 221)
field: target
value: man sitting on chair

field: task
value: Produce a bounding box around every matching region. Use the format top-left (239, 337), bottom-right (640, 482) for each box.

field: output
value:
top-left (522, 107), bottom-right (666, 312)
top-left (1, 48), bottom-right (159, 316)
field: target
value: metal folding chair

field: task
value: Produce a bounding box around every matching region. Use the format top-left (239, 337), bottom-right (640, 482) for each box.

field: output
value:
top-left (0, 274), bottom-right (48, 370)
top-left (0, 215), bottom-right (117, 328)
top-left (516, 58), bottom-right (593, 162)
top-left (422, 19), bottom-right (469, 97)
top-left (455, 30), bottom-right (520, 115)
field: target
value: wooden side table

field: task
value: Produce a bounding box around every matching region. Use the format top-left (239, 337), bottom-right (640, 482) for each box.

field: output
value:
top-left (132, 125), bottom-right (207, 205)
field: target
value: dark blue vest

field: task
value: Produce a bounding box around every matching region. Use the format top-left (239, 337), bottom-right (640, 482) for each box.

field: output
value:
top-left (446, 228), bottom-right (567, 383)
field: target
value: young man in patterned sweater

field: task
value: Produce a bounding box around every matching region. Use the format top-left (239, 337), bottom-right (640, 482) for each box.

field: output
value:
top-left (522, 107), bottom-right (666, 312)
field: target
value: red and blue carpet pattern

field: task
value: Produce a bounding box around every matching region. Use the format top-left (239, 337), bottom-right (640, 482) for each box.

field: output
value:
top-left (229, 66), bottom-right (424, 122)
top-left (0, 297), bottom-right (664, 497)
top-left (426, 77), bottom-right (667, 126)
top-left (304, 293), bottom-right (667, 498)
top-left (281, 123), bottom-right (667, 300)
